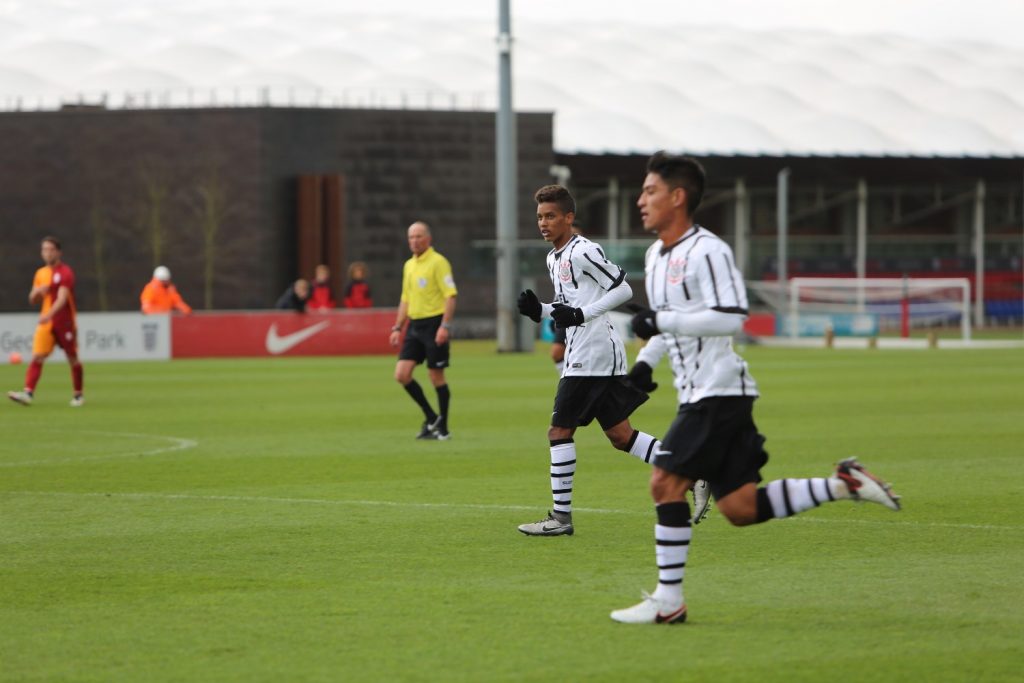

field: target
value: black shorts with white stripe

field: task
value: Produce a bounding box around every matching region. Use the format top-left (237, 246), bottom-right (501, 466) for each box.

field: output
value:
top-left (656, 396), bottom-right (768, 500)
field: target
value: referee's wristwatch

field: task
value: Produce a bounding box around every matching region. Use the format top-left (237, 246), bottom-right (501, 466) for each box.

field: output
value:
top-left (391, 324), bottom-right (402, 332)
top-left (440, 322), bottom-right (451, 330)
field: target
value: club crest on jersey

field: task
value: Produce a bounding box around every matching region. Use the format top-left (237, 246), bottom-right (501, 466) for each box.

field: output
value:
top-left (558, 260), bottom-right (572, 283)
top-left (417, 277), bottom-right (428, 288)
top-left (667, 258), bottom-right (686, 285)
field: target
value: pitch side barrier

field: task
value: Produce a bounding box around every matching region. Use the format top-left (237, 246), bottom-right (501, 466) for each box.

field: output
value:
top-left (0, 309), bottom-right (396, 361)
top-left (0, 312), bottom-right (171, 362)
top-left (170, 309), bottom-right (395, 358)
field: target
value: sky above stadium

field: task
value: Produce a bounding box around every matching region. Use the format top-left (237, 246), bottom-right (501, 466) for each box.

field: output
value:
top-left (129, 0), bottom-right (1024, 49)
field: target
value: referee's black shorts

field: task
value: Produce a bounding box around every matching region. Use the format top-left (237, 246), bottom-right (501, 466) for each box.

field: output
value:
top-left (399, 315), bottom-right (450, 369)
top-left (655, 396), bottom-right (769, 500)
top-left (551, 376), bottom-right (648, 431)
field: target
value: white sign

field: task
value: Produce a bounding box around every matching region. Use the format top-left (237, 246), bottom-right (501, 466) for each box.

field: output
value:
top-left (0, 313), bottom-right (171, 362)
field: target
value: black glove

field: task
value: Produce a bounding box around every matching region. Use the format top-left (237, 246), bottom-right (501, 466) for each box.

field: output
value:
top-left (517, 289), bottom-right (542, 323)
top-left (551, 303), bottom-right (585, 329)
top-left (626, 361), bottom-right (658, 392)
top-left (627, 303), bottom-right (660, 340)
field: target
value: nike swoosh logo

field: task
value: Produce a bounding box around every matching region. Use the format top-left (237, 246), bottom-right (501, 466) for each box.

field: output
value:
top-left (265, 321), bottom-right (330, 354)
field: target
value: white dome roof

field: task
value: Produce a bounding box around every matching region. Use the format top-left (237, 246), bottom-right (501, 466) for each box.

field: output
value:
top-left (1, 1), bottom-right (1022, 157)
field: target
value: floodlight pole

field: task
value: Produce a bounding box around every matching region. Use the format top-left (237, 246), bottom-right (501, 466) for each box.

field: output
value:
top-left (973, 179), bottom-right (986, 329)
top-left (496, 0), bottom-right (521, 351)
top-left (776, 167), bottom-right (790, 285)
top-left (855, 178), bottom-right (868, 311)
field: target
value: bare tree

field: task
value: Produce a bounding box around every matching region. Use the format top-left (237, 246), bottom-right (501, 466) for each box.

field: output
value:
top-left (139, 161), bottom-right (169, 268)
top-left (89, 189), bottom-right (110, 311)
top-left (192, 168), bottom-right (229, 310)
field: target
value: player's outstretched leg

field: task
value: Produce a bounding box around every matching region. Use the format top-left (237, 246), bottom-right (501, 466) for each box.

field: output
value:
top-left (754, 458), bottom-right (901, 522)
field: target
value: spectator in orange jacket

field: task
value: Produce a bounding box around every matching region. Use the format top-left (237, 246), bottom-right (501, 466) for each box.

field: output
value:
top-left (141, 266), bottom-right (193, 315)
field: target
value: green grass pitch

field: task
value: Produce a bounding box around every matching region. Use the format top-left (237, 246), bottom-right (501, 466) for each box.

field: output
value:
top-left (2, 342), bottom-right (1022, 682)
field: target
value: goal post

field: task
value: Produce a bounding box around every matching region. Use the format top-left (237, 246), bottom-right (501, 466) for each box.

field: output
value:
top-left (748, 277), bottom-right (972, 340)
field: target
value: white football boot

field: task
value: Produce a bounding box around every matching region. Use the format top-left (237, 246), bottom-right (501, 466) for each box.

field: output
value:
top-left (610, 592), bottom-right (687, 624)
top-left (517, 510), bottom-right (573, 536)
top-left (691, 479), bottom-right (711, 525)
top-left (7, 390), bottom-right (32, 406)
top-left (835, 458), bottom-right (901, 511)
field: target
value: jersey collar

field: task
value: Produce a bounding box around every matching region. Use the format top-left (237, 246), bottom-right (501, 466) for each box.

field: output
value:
top-left (413, 246), bottom-right (435, 261)
top-left (551, 234), bottom-right (579, 257)
top-left (659, 225), bottom-right (700, 255)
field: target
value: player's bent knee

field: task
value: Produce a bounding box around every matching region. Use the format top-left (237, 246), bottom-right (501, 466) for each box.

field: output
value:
top-left (548, 426), bottom-right (572, 442)
top-left (649, 468), bottom-right (689, 503)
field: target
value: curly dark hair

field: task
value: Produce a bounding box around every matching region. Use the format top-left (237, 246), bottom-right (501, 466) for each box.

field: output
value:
top-left (533, 184), bottom-right (576, 216)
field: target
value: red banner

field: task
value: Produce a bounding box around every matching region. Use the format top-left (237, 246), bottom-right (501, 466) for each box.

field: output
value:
top-left (171, 310), bottom-right (396, 358)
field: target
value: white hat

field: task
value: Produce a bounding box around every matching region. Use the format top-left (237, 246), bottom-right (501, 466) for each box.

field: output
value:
top-left (154, 266), bottom-right (171, 282)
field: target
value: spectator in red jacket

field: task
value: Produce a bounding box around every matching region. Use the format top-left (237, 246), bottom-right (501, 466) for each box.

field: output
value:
top-left (308, 264), bottom-right (336, 311)
top-left (343, 262), bottom-right (373, 308)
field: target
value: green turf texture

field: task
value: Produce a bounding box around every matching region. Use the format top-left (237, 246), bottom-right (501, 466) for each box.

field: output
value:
top-left (2, 342), bottom-right (1022, 682)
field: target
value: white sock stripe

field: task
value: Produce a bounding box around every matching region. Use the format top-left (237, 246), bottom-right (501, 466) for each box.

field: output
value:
top-left (812, 477), bottom-right (832, 503)
top-left (627, 432), bottom-right (660, 465)
top-left (655, 524), bottom-right (692, 542)
top-left (766, 479), bottom-right (789, 518)
top-left (550, 442), bottom-right (576, 513)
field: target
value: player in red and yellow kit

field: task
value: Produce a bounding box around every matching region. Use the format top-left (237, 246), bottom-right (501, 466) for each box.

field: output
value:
top-left (7, 237), bottom-right (85, 407)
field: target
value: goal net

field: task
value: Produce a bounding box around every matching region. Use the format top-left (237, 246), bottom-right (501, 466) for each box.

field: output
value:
top-left (748, 277), bottom-right (971, 340)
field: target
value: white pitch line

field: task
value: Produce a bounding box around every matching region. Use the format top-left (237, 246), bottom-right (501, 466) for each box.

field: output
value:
top-left (0, 432), bottom-right (198, 468)
top-left (1, 490), bottom-right (1021, 532)
top-left (0, 490), bottom-right (623, 515)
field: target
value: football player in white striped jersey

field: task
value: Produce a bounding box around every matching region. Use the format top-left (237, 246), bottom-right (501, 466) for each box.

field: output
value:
top-left (515, 185), bottom-right (666, 537)
top-left (611, 152), bottom-right (901, 625)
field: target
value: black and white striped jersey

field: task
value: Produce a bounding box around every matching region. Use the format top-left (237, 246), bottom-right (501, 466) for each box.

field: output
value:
top-left (544, 234), bottom-right (631, 377)
top-left (636, 225), bottom-right (758, 403)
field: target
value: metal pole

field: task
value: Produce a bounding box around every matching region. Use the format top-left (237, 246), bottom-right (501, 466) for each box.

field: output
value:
top-left (496, 0), bottom-right (520, 351)
top-left (777, 168), bottom-right (790, 287)
top-left (734, 177), bottom-right (748, 276)
top-left (856, 178), bottom-right (868, 311)
top-left (973, 179), bottom-right (986, 329)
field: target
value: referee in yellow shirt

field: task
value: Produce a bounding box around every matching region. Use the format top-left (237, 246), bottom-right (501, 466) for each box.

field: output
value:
top-left (389, 221), bottom-right (458, 440)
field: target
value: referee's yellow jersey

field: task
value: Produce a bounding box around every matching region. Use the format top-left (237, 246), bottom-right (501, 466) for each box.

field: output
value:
top-left (401, 247), bottom-right (458, 319)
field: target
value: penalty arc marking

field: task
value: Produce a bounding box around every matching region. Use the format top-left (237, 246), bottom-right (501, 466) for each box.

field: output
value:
top-left (0, 431), bottom-right (198, 468)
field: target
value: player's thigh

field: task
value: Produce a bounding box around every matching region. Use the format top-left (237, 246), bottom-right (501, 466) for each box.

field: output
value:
top-left (551, 377), bottom-right (603, 429)
top-left (52, 327), bottom-right (78, 359)
top-left (32, 324), bottom-right (55, 357)
top-left (594, 377), bottom-right (649, 431)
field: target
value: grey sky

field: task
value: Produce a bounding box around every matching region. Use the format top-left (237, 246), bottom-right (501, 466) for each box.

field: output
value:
top-left (160, 0), bottom-right (1024, 49)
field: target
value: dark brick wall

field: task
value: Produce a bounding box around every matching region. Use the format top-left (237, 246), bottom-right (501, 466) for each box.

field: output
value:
top-left (0, 107), bottom-right (553, 315)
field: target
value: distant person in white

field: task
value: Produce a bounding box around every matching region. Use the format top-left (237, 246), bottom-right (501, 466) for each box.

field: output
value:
top-left (515, 184), bottom-right (663, 537)
top-left (611, 152), bottom-right (903, 625)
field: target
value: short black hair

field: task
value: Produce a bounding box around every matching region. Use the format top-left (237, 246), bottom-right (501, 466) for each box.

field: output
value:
top-left (42, 236), bottom-right (62, 250)
top-left (646, 152), bottom-right (706, 216)
top-left (534, 184), bottom-right (576, 216)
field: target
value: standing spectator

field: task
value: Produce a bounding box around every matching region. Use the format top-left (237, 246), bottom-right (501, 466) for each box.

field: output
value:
top-left (343, 261), bottom-right (373, 308)
top-left (389, 222), bottom-right (457, 440)
top-left (276, 278), bottom-right (310, 312)
top-left (308, 264), bottom-right (337, 311)
top-left (7, 236), bottom-right (85, 407)
top-left (140, 266), bottom-right (193, 315)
